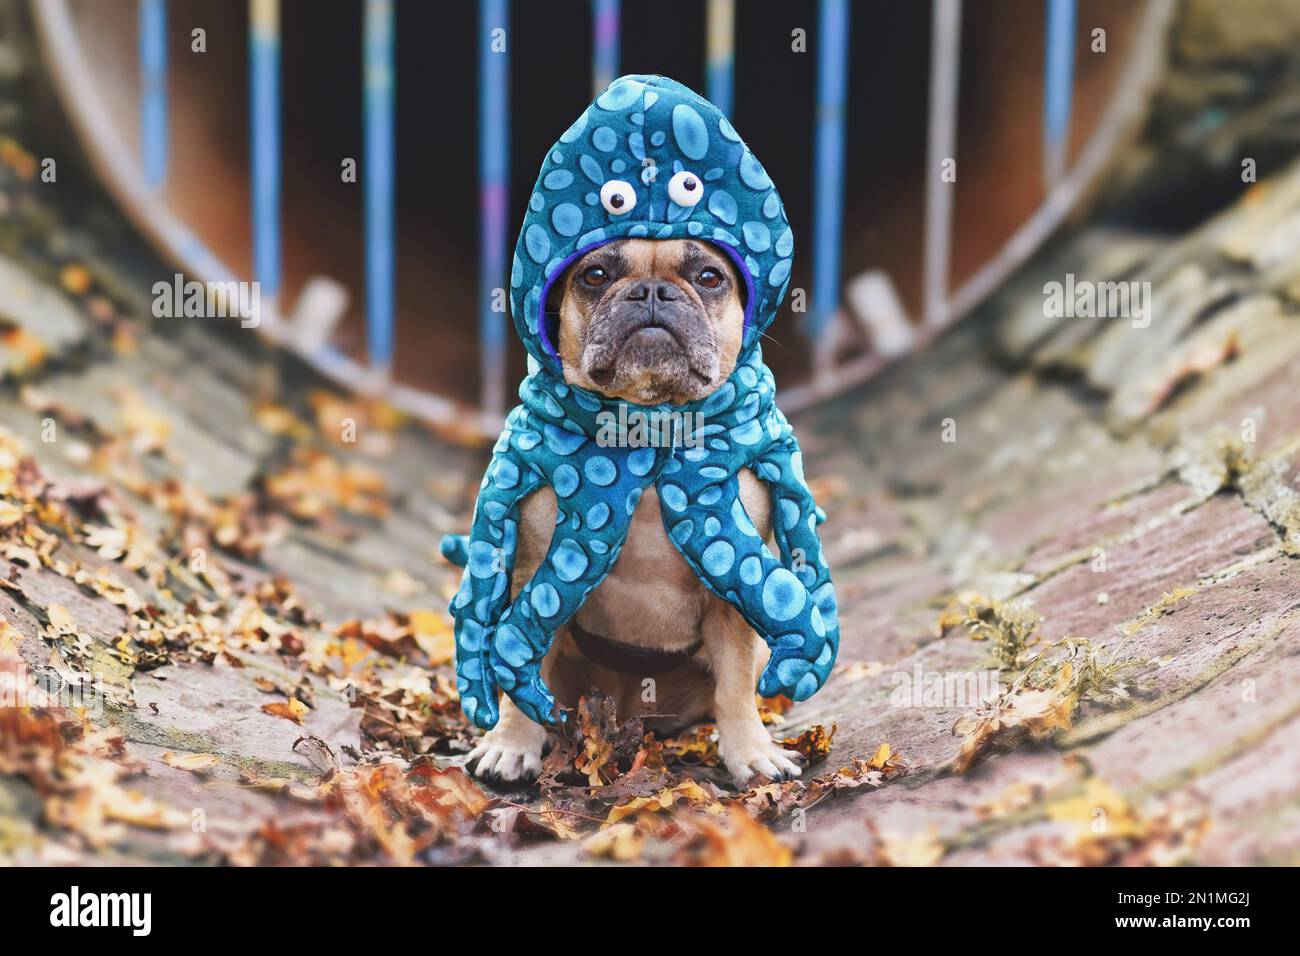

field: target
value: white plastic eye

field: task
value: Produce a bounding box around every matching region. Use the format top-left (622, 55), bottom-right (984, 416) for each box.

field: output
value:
top-left (667, 170), bottom-right (704, 207)
top-left (600, 180), bottom-right (637, 215)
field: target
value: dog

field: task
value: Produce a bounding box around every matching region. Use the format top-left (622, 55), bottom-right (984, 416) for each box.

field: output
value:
top-left (466, 237), bottom-right (805, 787)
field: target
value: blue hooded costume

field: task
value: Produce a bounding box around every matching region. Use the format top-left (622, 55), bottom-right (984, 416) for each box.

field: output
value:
top-left (442, 75), bottom-right (839, 731)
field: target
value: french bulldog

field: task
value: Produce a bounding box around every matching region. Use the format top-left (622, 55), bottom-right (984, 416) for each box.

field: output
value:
top-left (467, 237), bottom-right (805, 786)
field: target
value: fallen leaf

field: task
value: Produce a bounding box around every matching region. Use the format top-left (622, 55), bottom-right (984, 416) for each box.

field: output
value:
top-left (160, 752), bottom-right (220, 774)
top-left (834, 660), bottom-right (885, 683)
top-left (46, 604), bottom-right (77, 637)
top-left (292, 735), bottom-right (339, 776)
top-left (873, 824), bottom-right (946, 867)
top-left (677, 807), bottom-right (793, 866)
top-left (262, 698), bottom-right (310, 724)
top-left (0, 500), bottom-right (25, 527)
top-left (116, 389), bottom-right (172, 455)
top-left (59, 264), bottom-right (92, 296)
top-left (781, 723), bottom-right (835, 763)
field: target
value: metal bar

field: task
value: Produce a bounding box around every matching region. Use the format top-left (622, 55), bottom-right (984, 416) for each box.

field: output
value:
top-left (592, 0), bottom-right (620, 95)
top-left (364, 0), bottom-right (396, 373)
top-left (922, 0), bottom-right (962, 330)
top-left (479, 0), bottom-right (510, 419)
top-left (807, 0), bottom-right (850, 356)
top-left (249, 0), bottom-right (281, 310)
top-left (1043, 0), bottom-right (1077, 186)
top-left (782, 0), bottom-right (1177, 416)
top-left (138, 0), bottom-right (167, 189)
top-left (33, 0), bottom-right (242, 298)
top-left (706, 0), bottom-right (735, 118)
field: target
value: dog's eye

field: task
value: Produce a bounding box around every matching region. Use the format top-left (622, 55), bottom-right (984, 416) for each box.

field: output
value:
top-left (581, 266), bottom-right (609, 287)
top-left (667, 171), bottom-right (703, 207)
top-left (696, 268), bottom-right (723, 289)
top-left (599, 180), bottom-right (637, 215)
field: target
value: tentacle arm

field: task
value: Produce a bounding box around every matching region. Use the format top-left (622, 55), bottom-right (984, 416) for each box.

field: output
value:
top-left (444, 411), bottom-right (544, 730)
top-left (660, 433), bottom-right (838, 701)
top-left (752, 429), bottom-right (839, 698)
top-left (484, 480), bottom-right (643, 725)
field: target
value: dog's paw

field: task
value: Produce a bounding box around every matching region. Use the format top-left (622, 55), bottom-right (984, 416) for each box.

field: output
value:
top-left (467, 722), bottom-right (547, 783)
top-left (717, 725), bottom-right (805, 787)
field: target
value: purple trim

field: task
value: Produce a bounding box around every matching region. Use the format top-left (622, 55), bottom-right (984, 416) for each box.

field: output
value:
top-left (536, 240), bottom-right (605, 363)
top-left (534, 231), bottom-right (758, 367)
top-left (714, 240), bottom-right (758, 334)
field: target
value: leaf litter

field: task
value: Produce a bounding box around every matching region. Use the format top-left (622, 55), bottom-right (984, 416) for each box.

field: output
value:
top-left (2, 411), bottom-right (914, 865)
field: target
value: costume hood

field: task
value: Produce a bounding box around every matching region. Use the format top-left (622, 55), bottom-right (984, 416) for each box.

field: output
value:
top-left (511, 74), bottom-right (792, 378)
top-left (444, 76), bottom-right (836, 732)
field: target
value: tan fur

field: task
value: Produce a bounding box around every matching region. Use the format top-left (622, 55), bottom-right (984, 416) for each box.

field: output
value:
top-left (557, 239), bottom-right (744, 405)
top-left (467, 240), bottom-right (804, 787)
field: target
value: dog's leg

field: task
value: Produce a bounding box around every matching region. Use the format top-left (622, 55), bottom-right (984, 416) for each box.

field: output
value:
top-left (467, 630), bottom-right (561, 782)
top-left (702, 600), bottom-right (804, 786)
top-left (467, 485), bottom-right (556, 783)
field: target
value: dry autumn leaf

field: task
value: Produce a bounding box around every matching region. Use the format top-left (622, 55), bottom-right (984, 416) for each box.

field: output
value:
top-left (46, 603), bottom-right (77, 636)
top-left (293, 735), bottom-right (339, 776)
top-left (116, 388), bottom-right (172, 455)
top-left (1, 322), bottom-right (46, 374)
top-left (781, 723), bottom-right (835, 762)
top-left (60, 264), bottom-right (93, 295)
top-left (408, 609), bottom-right (455, 665)
top-left (253, 401), bottom-right (313, 440)
top-left (952, 675), bottom-right (1077, 775)
top-left (262, 698), bottom-right (310, 724)
top-left (584, 821), bottom-right (646, 861)
top-left (1046, 777), bottom-right (1143, 838)
top-left (834, 659), bottom-right (885, 683)
top-left (0, 500), bottom-right (25, 527)
top-left (0, 620), bottom-right (17, 654)
top-left (872, 823), bottom-right (946, 867)
top-left (868, 742), bottom-right (894, 769)
top-left (658, 723), bottom-right (718, 764)
top-left (263, 449), bottom-right (388, 521)
top-left (160, 752), bottom-right (220, 774)
top-left (1031, 777), bottom-right (1209, 866)
top-left (605, 780), bottom-right (725, 826)
top-left (680, 807), bottom-right (793, 867)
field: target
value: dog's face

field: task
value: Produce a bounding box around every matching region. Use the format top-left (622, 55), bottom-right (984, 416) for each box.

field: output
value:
top-left (549, 239), bottom-right (745, 405)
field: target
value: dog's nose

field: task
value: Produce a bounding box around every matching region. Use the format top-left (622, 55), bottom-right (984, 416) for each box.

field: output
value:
top-left (624, 281), bottom-right (681, 302)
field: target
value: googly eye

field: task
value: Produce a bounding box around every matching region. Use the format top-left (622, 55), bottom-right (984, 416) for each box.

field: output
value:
top-left (599, 180), bottom-right (637, 215)
top-left (667, 171), bottom-right (704, 207)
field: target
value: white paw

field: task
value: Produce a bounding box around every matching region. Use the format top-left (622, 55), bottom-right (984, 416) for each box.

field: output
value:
top-left (467, 722), bottom-right (547, 783)
top-left (717, 725), bottom-right (805, 787)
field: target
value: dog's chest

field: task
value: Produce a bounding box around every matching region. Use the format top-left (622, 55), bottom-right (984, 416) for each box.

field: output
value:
top-left (514, 470), bottom-right (771, 651)
top-left (572, 487), bottom-right (711, 650)
top-left (572, 470), bottom-right (771, 651)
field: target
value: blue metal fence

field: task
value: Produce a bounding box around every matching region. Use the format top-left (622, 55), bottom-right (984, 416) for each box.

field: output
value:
top-left (249, 0), bottom-right (281, 310)
top-left (592, 0), bottom-right (620, 96)
top-left (138, 0), bottom-right (1082, 418)
top-left (138, 0), bottom-right (168, 189)
top-left (706, 0), bottom-right (735, 119)
top-left (807, 0), bottom-right (849, 352)
top-left (1043, 0), bottom-right (1078, 185)
top-left (364, 0), bottom-right (396, 373)
top-left (480, 0), bottom-right (511, 418)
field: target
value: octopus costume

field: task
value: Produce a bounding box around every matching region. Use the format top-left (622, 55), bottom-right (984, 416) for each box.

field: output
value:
top-left (442, 75), bottom-right (839, 731)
